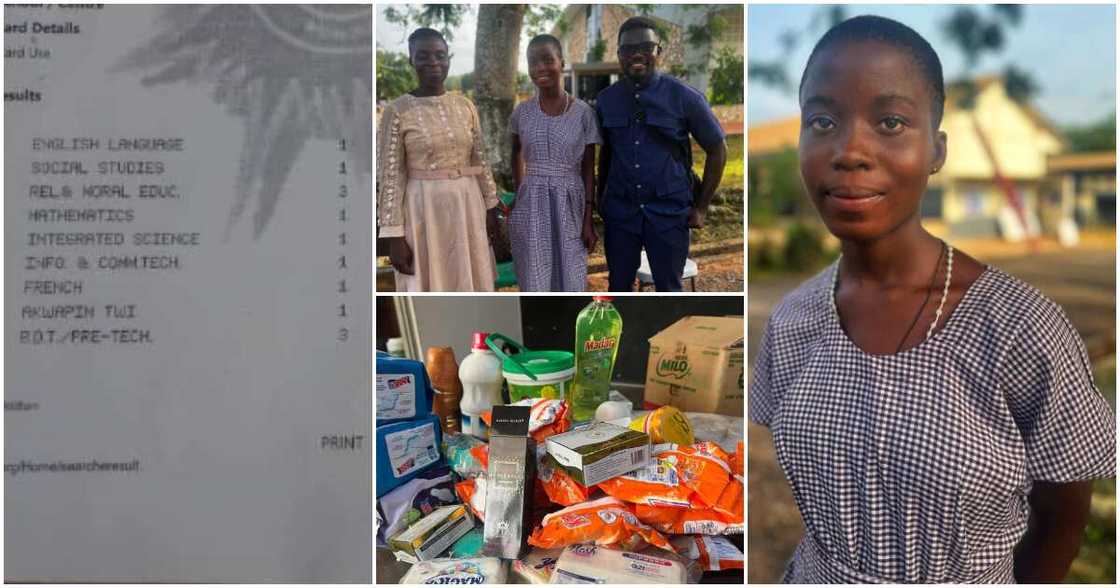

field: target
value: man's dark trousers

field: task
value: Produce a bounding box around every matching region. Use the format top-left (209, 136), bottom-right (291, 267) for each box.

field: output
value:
top-left (604, 216), bottom-right (689, 292)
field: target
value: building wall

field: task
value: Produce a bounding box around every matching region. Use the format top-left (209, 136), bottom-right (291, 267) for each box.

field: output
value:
top-left (941, 180), bottom-right (1044, 236)
top-left (561, 6), bottom-right (589, 65)
top-left (554, 5), bottom-right (701, 89)
top-left (939, 83), bottom-right (1064, 180)
top-left (1073, 173), bottom-right (1117, 225)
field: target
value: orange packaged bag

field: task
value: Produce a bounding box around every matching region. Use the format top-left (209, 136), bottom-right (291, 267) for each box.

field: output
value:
top-left (538, 451), bottom-right (590, 506)
top-left (731, 441), bottom-right (744, 476)
top-left (713, 475), bottom-right (744, 523)
top-left (455, 478), bottom-right (487, 519)
top-left (669, 535), bottom-right (745, 571)
top-left (659, 442), bottom-right (732, 509)
top-left (481, 398), bottom-right (570, 443)
top-left (634, 503), bottom-right (743, 536)
top-left (528, 497), bottom-right (674, 552)
top-left (469, 444), bottom-right (488, 469)
top-left (596, 456), bottom-right (693, 508)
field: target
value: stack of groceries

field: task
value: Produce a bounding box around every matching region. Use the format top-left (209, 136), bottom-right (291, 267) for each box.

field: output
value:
top-left (375, 299), bottom-right (745, 584)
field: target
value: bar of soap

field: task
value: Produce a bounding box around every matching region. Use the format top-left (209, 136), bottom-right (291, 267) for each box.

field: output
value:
top-left (513, 547), bottom-right (563, 584)
top-left (400, 557), bottom-right (507, 584)
top-left (549, 544), bottom-right (688, 584)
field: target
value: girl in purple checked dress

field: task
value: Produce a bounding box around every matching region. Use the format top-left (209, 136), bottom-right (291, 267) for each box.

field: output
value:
top-left (508, 34), bottom-right (601, 291)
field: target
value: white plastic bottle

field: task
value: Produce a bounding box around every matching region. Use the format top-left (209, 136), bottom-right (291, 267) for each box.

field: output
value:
top-left (458, 332), bottom-right (504, 439)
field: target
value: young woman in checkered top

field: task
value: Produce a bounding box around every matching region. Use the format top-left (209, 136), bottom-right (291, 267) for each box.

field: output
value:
top-left (750, 15), bottom-right (1115, 583)
top-left (507, 34), bottom-right (601, 291)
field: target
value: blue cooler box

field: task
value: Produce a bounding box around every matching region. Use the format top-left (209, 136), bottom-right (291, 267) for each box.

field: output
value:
top-left (376, 352), bottom-right (433, 424)
top-left (376, 414), bottom-right (443, 497)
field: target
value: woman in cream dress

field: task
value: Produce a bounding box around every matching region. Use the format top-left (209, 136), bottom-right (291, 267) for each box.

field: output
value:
top-left (377, 28), bottom-right (499, 292)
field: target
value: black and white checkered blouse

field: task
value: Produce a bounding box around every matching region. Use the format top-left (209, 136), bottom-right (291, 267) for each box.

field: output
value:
top-left (750, 263), bottom-right (1116, 583)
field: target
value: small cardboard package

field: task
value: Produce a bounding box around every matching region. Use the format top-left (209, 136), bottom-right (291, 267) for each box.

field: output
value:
top-left (389, 504), bottom-right (474, 561)
top-left (545, 423), bottom-right (650, 487)
top-left (643, 316), bottom-right (744, 416)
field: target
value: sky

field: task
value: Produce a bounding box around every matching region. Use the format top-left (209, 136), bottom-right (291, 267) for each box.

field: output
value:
top-left (748, 4), bottom-right (1117, 127)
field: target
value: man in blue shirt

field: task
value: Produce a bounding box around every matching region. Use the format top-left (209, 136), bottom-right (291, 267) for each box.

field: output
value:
top-left (595, 17), bottom-right (727, 291)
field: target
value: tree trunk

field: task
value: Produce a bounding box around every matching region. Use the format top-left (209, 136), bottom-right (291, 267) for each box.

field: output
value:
top-left (474, 4), bottom-right (525, 193)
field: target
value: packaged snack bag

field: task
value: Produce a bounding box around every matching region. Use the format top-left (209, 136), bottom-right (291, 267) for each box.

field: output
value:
top-left (669, 535), bottom-right (745, 571)
top-left (659, 442), bottom-right (732, 509)
top-left (731, 441), bottom-right (744, 476)
top-left (469, 444), bottom-right (489, 470)
top-left (596, 455), bottom-right (693, 508)
top-left (538, 450), bottom-right (590, 507)
top-left (712, 475), bottom-right (744, 523)
top-left (442, 433), bottom-right (486, 479)
top-left (527, 497), bottom-right (674, 552)
top-left (454, 477), bottom-right (487, 520)
top-left (634, 503), bottom-right (743, 536)
top-left (481, 398), bottom-right (571, 443)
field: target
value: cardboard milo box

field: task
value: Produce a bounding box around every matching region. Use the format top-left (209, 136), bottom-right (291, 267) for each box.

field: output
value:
top-left (643, 316), bottom-right (744, 417)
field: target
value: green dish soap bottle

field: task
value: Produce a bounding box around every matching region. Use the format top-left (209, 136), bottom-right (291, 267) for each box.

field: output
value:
top-left (571, 296), bottom-right (622, 422)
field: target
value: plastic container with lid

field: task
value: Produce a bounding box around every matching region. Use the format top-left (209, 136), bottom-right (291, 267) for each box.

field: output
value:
top-left (386, 337), bottom-right (406, 357)
top-left (485, 333), bottom-right (575, 403)
top-left (459, 332), bottom-right (504, 439)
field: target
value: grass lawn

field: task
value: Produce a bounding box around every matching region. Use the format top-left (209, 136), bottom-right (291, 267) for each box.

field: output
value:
top-left (693, 134), bottom-right (743, 190)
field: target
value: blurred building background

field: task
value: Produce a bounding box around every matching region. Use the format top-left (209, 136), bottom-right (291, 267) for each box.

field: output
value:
top-left (550, 4), bottom-right (742, 106)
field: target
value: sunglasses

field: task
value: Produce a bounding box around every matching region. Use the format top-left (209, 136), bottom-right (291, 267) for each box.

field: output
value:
top-left (618, 42), bottom-right (659, 58)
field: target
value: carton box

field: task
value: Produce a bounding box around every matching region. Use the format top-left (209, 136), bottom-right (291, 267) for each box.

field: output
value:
top-left (389, 504), bottom-right (474, 561)
top-left (545, 423), bottom-right (650, 486)
top-left (643, 316), bottom-right (744, 416)
top-left (482, 405), bottom-right (536, 559)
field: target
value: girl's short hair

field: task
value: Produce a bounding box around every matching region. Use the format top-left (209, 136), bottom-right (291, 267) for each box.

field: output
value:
top-left (408, 27), bottom-right (447, 54)
top-left (800, 15), bottom-right (945, 128)
top-left (528, 34), bottom-right (564, 60)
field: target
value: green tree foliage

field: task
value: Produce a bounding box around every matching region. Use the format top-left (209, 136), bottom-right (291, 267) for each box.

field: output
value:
top-left (708, 48), bottom-right (743, 105)
top-left (747, 147), bottom-right (803, 224)
top-left (591, 38), bottom-right (607, 62)
top-left (1065, 113), bottom-right (1117, 153)
top-left (516, 72), bottom-right (532, 93)
top-left (941, 5), bottom-right (1037, 108)
top-left (525, 4), bottom-right (564, 37)
top-left (376, 49), bottom-right (416, 101)
top-left (783, 221), bottom-right (829, 271)
top-left (384, 4), bottom-right (469, 41)
top-left (686, 13), bottom-right (727, 47)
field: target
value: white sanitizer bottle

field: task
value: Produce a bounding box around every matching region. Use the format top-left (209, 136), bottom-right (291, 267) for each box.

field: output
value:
top-left (458, 332), bottom-right (504, 439)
